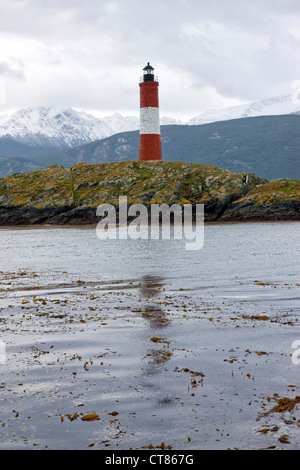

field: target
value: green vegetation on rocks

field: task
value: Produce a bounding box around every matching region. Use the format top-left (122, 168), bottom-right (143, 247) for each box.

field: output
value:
top-left (221, 178), bottom-right (300, 221)
top-left (0, 161), bottom-right (299, 225)
top-left (0, 161), bottom-right (261, 208)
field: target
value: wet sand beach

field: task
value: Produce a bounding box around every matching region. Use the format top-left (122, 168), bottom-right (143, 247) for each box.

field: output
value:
top-left (0, 222), bottom-right (299, 449)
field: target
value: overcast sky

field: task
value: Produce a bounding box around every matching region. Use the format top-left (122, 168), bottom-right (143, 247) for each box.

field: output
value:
top-left (0, 0), bottom-right (300, 120)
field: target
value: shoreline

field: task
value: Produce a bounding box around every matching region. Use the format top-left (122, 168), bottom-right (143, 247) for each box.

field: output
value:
top-left (0, 218), bottom-right (299, 230)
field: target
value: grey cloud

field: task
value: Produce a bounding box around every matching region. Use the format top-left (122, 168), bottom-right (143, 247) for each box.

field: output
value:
top-left (0, 0), bottom-right (300, 117)
top-left (0, 59), bottom-right (25, 81)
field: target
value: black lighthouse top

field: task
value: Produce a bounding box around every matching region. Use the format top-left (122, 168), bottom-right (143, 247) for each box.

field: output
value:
top-left (142, 62), bottom-right (155, 82)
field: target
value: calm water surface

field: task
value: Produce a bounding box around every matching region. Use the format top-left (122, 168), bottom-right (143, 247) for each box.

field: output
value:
top-left (0, 222), bottom-right (299, 449)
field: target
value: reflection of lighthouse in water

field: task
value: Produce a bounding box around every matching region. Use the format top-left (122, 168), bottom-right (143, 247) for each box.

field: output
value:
top-left (139, 63), bottom-right (162, 161)
top-left (139, 275), bottom-right (169, 328)
top-left (138, 275), bottom-right (176, 408)
top-left (138, 275), bottom-right (172, 371)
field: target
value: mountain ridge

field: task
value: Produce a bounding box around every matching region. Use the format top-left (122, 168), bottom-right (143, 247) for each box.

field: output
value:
top-left (0, 94), bottom-right (299, 179)
top-left (26, 115), bottom-right (300, 180)
top-left (188, 94), bottom-right (300, 125)
top-left (0, 93), bottom-right (299, 156)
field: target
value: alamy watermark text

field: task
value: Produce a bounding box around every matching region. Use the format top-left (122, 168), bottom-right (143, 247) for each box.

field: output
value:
top-left (96, 196), bottom-right (204, 250)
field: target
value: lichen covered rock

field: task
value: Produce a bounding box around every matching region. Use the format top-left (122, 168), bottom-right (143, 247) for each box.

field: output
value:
top-left (0, 161), bottom-right (298, 225)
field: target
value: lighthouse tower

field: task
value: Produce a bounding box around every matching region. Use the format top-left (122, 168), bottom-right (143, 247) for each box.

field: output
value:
top-left (139, 62), bottom-right (162, 161)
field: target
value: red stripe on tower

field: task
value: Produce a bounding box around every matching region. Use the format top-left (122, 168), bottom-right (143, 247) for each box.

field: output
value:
top-left (139, 62), bottom-right (162, 161)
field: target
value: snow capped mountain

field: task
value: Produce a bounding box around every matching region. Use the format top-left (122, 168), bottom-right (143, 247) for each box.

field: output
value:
top-left (0, 106), bottom-right (183, 150)
top-left (187, 94), bottom-right (300, 125)
top-left (0, 107), bottom-right (139, 148)
top-left (160, 116), bottom-right (184, 126)
top-left (0, 94), bottom-right (299, 157)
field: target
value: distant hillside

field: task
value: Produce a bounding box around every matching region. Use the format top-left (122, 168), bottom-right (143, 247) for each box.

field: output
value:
top-left (27, 115), bottom-right (300, 180)
top-left (0, 135), bottom-right (69, 160)
top-left (0, 155), bottom-right (43, 176)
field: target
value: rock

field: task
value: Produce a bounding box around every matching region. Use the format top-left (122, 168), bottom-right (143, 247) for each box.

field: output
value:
top-left (0, 162), bottom-right (298, 225)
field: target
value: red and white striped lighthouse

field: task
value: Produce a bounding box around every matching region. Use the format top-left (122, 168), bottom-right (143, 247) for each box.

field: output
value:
top-left (139, 62), bottom-right (162, 161)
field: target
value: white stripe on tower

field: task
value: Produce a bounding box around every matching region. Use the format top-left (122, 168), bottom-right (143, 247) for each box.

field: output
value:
top-left (140, 107), bottom-right (160, 135)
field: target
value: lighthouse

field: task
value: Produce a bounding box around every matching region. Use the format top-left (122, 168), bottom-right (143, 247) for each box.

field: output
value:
top-left (139, 62), bottom-right (162, 161)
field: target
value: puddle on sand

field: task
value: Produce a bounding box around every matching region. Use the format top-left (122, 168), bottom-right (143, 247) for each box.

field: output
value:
top-left (1, 268), bottom-right (300, 450)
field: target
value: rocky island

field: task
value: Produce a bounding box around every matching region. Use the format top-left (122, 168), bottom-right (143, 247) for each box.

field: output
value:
top-left (0, 161), bottom-right (299, 225)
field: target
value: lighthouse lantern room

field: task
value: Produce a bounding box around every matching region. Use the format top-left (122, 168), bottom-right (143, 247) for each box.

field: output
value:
top-left (138, 62), bottom-right (162, 161)
top-left (142, 62), bottom-right (155, 82)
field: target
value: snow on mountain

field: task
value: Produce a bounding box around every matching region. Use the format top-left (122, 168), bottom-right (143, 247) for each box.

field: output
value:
top-left (187, 94), bottom-right (300, 125)
top-left (160, 116), bottom-right (184, 125)
top-left (0, 107), bottom-right (139, 148)
top-left (98, 112), bottom-right (139, 135)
